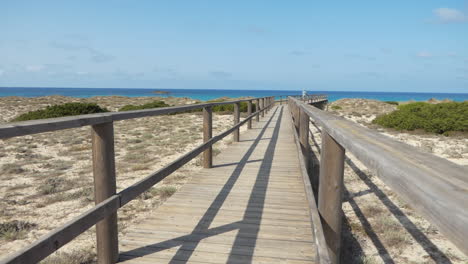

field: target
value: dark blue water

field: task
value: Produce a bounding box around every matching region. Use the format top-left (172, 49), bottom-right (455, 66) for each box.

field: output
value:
top-left (0, 87), bottom-right (467, 102)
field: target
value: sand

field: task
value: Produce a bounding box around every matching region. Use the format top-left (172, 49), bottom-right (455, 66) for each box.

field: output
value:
top-left (0, 95), bottom-right (248, 262)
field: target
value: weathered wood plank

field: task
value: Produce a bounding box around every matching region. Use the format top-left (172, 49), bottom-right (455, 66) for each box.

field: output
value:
top-left (118, 105), bottom-right (318, 263)
top-left (91, 122), bottom-right (119, 264)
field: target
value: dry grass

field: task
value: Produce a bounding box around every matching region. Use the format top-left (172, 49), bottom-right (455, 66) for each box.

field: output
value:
top-left (0, 221), bottom-right (37, 241)
top-left (40, 248), bottom-right (95, 264)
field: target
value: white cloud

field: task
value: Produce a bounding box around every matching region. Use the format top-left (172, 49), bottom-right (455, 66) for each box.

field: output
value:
top-left (76, 71), bottom-right (88, 75)
top-left (210, 71), bottom-right (232, 79)
top-left (25, 65), bottom-right (44, 72)
top-left (417, 51), bottom-right (432, 58)
top-left (433, 8), bottom-right (467, 23)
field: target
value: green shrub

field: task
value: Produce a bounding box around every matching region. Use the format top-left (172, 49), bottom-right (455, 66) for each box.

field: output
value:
top-left (119, 100), bottom-right (170, 111)
top-left (331, 105), bottom-right (342, 110)
top-left (372, 102), bottom-right (468, 135)
top-left (212, 101), bottom-right (256, 113)
top-left (13, 103), bottom-right (109, 122)
top-left (384, 101), bottom-right (399, 105)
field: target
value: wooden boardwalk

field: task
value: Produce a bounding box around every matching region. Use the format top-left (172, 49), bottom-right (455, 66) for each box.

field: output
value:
top-left (118, 105), bottom-right (318, 263)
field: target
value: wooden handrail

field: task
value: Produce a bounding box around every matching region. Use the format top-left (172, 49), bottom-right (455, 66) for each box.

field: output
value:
top-left (289, 96), bottom-right (468, 262)
top-left (0, 96), bottom-right (275, 264)
top-left (0, 97), bottom-right (265, 139)
top-left (289, 108), bottom-right (332, 264)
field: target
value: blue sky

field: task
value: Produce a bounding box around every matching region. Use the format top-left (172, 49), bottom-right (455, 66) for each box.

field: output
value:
top-left (1, 1), bottom-right (468, 92)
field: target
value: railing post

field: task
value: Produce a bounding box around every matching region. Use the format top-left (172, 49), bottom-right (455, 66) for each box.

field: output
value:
top-left (255, 99), bottom-right (260, 122)
top-left (247, 100), bottom-right (252, 129)
top-left (233, 102), bottom-right (240, 142)
top-left (299, 108), bottom-right (310, 174)
top-left (318, 132), bottom-right (345, 264)
top-left (294, 102), bottom-right (300, 131)
top-left (203, 106), bottom-right (213, 168)
top-left (261, 98), bottom-right (265, 118)
top-left (92, 122), bottom-right (119, 264)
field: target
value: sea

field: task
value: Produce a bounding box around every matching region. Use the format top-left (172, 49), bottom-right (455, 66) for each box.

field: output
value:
top-left (0, 87), bottom-right (467, 102)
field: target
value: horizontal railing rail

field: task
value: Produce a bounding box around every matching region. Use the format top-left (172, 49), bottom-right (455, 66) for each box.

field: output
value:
top-left (289, 96), bottom-right (468, 263)
top-left (0, 96), bottom-right (277, 264)
top-left (0, 97), bottom-right (270, 139)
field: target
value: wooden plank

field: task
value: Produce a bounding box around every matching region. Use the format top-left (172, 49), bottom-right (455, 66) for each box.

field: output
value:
top-left (317, 132), bottom-right (345, 264)
top-left (92, 122), bottom-right (119, 264)
top-left (291, 97), bottom-right (468, 256)
top-left (117, 105), bottom-right (318, 263)
top-left (290, 104), bottom-right (332, 264)
top-left (0, 96), bottom-right (270, 139)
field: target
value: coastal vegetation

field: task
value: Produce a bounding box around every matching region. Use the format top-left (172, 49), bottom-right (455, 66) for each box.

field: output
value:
top-left (373, 102), bottom-right (468, 135)
top-left (12, 103), bottom-right (109, 122)
top-left (119, 100), bottom-right (170, 111)
top-left (384, 101), bottom-right (399, 105)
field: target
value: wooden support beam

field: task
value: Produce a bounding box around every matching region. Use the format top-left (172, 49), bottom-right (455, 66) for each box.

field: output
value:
top-left (233, 102), bottom-right (240, 142)
top-left (318, 132), bottom-right (345, 264)
top-left (203, 106), bottom-right (213, 168)
top-left (91, 122), bottom-right (119, 264)
top-left (261, 98), bottom-right (265, 117)
top-left (299, 109), bottom-right (310, 174)
top-left (255, 99), bottom-right (260, 122)
top-left (247, 100), bottom-right (252, 129)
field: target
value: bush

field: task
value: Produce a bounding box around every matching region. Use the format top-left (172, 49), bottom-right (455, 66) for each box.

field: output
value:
top-left (119, 100), bottom-right (170, 111)
top-left (372, 102), bottom-right (468, 135)
top-left (212, 101), bottom-right (256, 113)
top-left (331, 105), bottom-right (342, 110)
top-left (384, 101), bottom-right (399, 105)
top-left (13, 103), bottom-right (109, 122)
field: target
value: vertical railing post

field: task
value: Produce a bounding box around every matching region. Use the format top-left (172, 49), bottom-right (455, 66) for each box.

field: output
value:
top-left (261, 98), bottom-right (265, 118)
top-left (280, 96), bottom-right (282, 105)
top-left (203, 106), bottom-right (213, 168)
top-left (92, 122), bottom-right (119, 264)
top-left (255, 99), bottom-right (260, 122)
top-left (318, 132), bottom-right (345, 264)
top-left (299, 108), bottom-right (310, 173)
top-left (233, 102), bottom-right (240, 142)
top-left (294, 102), bottom-right (300, 131)
top-left (247, 100), bottom-right (252, 129)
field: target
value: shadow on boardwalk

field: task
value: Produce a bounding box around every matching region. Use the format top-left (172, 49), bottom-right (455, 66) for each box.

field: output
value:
top-left (119, 106), bottom-right (283, 263)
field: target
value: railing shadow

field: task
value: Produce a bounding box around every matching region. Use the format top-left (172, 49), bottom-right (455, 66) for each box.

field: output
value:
top-left (226, 106), bottom-right (283, 262)
top-left (118, 106), bottom-right (282, 263)
top-left (346, 159), bottom-right (452, 264)
top-left (308, 120), bottom-right (452, 263)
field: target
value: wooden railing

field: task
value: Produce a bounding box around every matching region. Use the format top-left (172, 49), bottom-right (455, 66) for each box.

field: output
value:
top-left (289, 96), bottom-right (468, 264)
top-left (0, 96), bottom-right (276, 264)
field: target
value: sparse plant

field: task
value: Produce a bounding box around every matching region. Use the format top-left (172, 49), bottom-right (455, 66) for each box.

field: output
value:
top-left (0, 220), bottom-right (36, 241)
